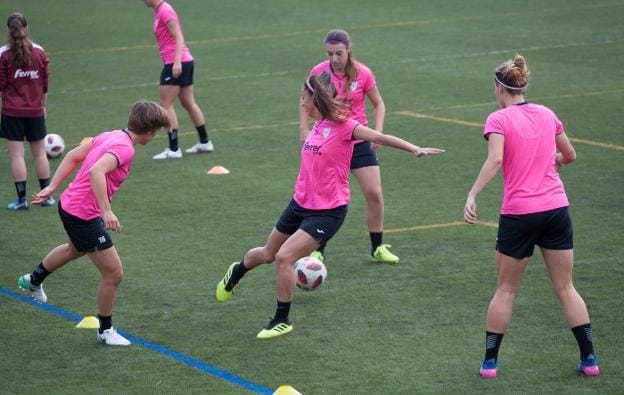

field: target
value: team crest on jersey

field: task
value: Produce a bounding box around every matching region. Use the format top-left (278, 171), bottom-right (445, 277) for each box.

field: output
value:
top-left (350, 82), bottom-right (358, 92)
top-left (322, 128), bottom-right (331, 138)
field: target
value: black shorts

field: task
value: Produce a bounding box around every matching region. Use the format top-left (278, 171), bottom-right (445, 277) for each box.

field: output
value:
top-left (0, 115), bottom-right (46, 141)
top-left (350, 141), bottom-right (379, 170)
top-left (58, 202), bottom-right (113, 253)
top-left (160, 61), bottom-right (194, 87)
top-left (275, 199), bottom-right (348, 244)
top-left (496, 206), bottom-right (573, 259)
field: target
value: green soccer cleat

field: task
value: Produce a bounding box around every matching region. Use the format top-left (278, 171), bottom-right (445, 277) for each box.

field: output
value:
top-left (18, 274), bottom-right (47, 303)
top-left (215, 262), bottom-right (238, 302)
top-left (256, 319), bottom-right (293, 339)
top-left (309, 250), bottom-right (326, 263)
top-left (372, 244), bottom-right (400, 264)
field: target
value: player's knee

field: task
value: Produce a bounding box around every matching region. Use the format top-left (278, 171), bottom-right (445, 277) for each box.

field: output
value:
top-left (274, 250), bottom-right (294, 268)
top-left (552, 281), bottom-right (575, 298)
top-left (106, 268), bottom-right (124, 285)
top-left (259, 248), bottom-right (276, 264)
top-left (365, 190), bottom-right (383, 206)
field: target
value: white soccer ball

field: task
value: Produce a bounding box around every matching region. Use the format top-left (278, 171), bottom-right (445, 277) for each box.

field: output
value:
top-left (294, 256), bottom-right (327, 291)
top-left (44, 133), bottom-right (65, 158)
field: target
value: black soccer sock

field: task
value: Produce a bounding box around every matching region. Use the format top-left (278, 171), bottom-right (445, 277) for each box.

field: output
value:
top-left (98, 315), bottom-right (112, 333)
top-left (273, 300), bottom-right (291, 322)
top-left (14, 181), bottom-right (26, 202)
top-left (39, 178), bottom-right (50, 190)
top-left (168, 129), bottom-right (179, 151)
top-left (225, 260), bottom-right (249, 291)
top-left (317, 241), bottom-right (327, 255)
top-left (370, 232), bottom-right (383, 255)
top-left (484, 331), bottom-right (504, 362)
top-left (196, 124), bottom-right (209, 144)
top-left (29, 262), bottom-right (51, 286)
top-left (572, 323), bottom-right (595, 360)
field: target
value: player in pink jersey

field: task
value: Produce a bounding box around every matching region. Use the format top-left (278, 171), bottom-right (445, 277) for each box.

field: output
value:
top-left (17, 101), bottom-right (170, 346)
top-left (300, 29), bottom-right (399, 264)
top-left (464, 55), bottom-right (599, 378)
top-left (0, 13), bottom-right (54, 211)
top-left (216, 73), bottom-right (444, 339)
top-left (144, 0), bottom-right (213, 160)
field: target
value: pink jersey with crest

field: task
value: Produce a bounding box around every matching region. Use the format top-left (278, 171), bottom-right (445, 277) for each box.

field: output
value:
top-left (484, 103), bottom-right (569, 215)
top-left (294, 118), bottom-right (360, 209)
top-left (152, 1), bottom-right (193, 64)
top-left (60, 130), bottom-right (135, 220)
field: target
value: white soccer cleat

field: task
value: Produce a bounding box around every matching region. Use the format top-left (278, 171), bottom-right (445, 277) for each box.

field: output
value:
top-left (97, 327), bottom-right (131, 346)
top-left (17, 274), bottom-right (47, 304)
top-left (185, 140), bottom-right (214, 154)
top-left (153, 147), bottom-right (183, 160)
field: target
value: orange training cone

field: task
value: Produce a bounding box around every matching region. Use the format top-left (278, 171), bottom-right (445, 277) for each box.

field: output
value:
top-left (207, 166), bottom-right (230, 175)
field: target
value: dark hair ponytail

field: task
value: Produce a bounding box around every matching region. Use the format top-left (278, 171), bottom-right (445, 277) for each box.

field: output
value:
top-left (6, 13), bottom-right (31, 68)
top-left (303, 72), bottom-right (348, 122)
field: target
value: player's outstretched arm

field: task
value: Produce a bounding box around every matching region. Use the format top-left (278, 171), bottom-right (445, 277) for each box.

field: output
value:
top-left (352, 124), bottom-right (445, 157)
top-left (32, 141), bottom-right (92, 204)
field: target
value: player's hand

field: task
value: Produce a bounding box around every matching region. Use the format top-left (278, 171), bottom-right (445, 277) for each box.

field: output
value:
top-left (414, 147), bottom-right (445, 157)
top-left (464, 196), bottom-right (477, 224)
top-left (102, 210), bottom-right (123, 233)
top-left (31, 186), bottom-right (55, 205)
top-left (172, 62), bottom-right (182, 78)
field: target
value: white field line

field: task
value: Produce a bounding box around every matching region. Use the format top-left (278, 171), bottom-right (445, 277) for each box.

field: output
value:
top-left (49, 2), bottom-right (624, 56)
top-left (50, 37), bottom-right (624, 96)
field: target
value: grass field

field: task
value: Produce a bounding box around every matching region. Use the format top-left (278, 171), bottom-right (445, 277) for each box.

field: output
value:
top-left (1, 0), bottom-right (623, 393)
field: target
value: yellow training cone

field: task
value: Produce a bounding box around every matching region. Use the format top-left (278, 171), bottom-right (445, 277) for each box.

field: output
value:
top-left (273, 385), bottom-right (302, 395)
top-left (207, 165), bottom-right (230, 175)
top-left (76, 316), bottom-right (100, 329)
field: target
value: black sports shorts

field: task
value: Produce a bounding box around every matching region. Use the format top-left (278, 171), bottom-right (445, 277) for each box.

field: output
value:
top-left (0, 115), bottom-right (46, 141)
top-left (160, 61), bottom-right (194, 87)
top-left (350, 141), bottom-right (379, 170)
top-left (59, 202), bottom-right (114, 253)
top-left (496, 206), bottom-right (573, 259)
top-left (276, 199), bottom-right (348, 244)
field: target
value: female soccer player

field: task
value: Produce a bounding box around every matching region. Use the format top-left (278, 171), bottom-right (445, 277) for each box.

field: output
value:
top-left (464, 55), bottom-right (599, 378)
top-left (18, 100), bottom-right (170, 346)
top-left (299, 29), bottom-right (397, 264)
top-left (0, 12), bottom-right (54, 210)
top-left (216, 73), bottom-right (444, 339)
top-left (144, 0), bottom-right (213, 159)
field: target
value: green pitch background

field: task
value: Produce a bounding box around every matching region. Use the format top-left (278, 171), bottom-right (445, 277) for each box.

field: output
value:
top-left (1, 1), bottom-right (622, 393)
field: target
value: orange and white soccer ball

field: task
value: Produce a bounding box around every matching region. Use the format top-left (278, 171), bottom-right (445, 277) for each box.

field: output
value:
top-left (294, 256), bottom-right (327, 291)
top-left (44, 133), bottom-right (65, 158)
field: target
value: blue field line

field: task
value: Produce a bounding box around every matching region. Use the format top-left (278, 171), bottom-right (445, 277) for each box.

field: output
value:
top-left (0, 286), bottom-right (274, 395)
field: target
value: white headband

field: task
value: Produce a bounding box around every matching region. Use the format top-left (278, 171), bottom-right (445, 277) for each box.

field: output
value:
top-left (494, 75), bottom-right (527, 91)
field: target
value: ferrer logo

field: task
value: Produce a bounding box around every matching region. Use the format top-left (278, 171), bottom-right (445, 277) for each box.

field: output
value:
top-left (303, 141), bottom-right (322, 155)
top-left (14, 69), bottom-right (39, 79)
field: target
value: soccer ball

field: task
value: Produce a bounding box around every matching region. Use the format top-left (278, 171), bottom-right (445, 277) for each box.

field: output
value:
top-left (44, 133), bottom-right (65, 158)
top-left (294, 256), bottom-right (327, 291)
